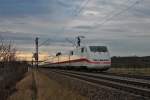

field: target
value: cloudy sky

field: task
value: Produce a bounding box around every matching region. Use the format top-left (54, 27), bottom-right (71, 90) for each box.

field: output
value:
top-left (0, 0), bottom-right (150, 56)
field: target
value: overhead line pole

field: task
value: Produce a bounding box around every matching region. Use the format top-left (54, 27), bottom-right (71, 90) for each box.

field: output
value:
top-left (35, 37), bottom-right (39, 68)
top-left (34, 38), bottom-right (51, 68)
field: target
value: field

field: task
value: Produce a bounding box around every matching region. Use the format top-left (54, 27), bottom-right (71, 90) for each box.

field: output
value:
top-left (108, 68), bottom-right (150, 76)
top-left (110, 56), bottom-right (150, 76)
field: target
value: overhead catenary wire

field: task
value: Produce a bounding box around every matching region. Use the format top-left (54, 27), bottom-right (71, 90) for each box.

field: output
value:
top-left (65, 38), bottom-right (76, 47)
top-left (102, 0), bottom-right (132, 21)
top-left (61, 0), bottom-right (91, 33)
top-left (39, 39), bottom-right (51, 47)
top-left (63, 0), bottom-right (142, 32)
top-left (73, 0), bottom-right (90, 17)
top-left (97, 0), bottom-right (143, 27)
top-left (50, 0), bottom-right (143, 47)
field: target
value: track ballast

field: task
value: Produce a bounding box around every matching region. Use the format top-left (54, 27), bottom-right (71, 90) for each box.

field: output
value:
top-left (50, 69), bottom-right (150, 98)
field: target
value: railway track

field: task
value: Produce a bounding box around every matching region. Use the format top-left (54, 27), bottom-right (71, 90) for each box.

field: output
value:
top-left (99, 72), bottom-right (150, 80)
top-left (50, 69), bottom-right (150, 98)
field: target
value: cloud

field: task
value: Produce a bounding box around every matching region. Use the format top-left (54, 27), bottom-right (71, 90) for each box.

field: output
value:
top-left (0, 0), bottom-right (150, 56)
top-left (73, 25), bottom-right (95, 30)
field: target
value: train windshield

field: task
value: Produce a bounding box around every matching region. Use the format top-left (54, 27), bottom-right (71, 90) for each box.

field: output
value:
top-left (89, 46), bottom-right (108, 52)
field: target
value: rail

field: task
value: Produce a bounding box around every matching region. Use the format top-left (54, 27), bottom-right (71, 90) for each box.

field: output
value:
top-left (51, 69), bottom-right (150, 98)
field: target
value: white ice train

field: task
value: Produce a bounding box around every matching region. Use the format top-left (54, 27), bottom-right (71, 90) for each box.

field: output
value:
top-left (44, 43), bottom-right (111, 71)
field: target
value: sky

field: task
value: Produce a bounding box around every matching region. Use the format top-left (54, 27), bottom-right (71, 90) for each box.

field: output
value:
top-left (0, 0), bottom-right (150, 56)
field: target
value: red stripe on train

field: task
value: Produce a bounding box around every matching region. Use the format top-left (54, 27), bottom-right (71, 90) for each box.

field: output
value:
top-left (47, 58), bottom-right (111, 65)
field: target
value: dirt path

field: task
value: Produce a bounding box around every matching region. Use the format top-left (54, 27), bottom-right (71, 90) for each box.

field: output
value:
top-left (8, 70), bottom-right (88, 100)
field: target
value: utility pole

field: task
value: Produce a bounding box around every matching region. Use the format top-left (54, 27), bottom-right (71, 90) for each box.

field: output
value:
top-left (35, 37), bottom-right (39, 68)
top-left (33, 38), bottom-right (51, 68)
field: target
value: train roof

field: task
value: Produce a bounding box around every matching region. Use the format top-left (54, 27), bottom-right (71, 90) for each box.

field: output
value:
top-left (82, 43), bottom-right (108, 47)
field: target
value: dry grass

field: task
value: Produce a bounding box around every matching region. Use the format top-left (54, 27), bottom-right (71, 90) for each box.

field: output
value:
top-left (108, 68), bottom-right (150, 76)
top-left (8, 71), bottom-right (33, 100)
top-left (7, 70), bottom-right (88, 100)
top-left (35, 71), bottom-right (88, 100)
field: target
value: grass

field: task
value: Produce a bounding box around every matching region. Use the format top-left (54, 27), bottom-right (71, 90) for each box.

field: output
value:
top-left (108, 67), bottom-right (150, 76)
top-left (7, 71), bottom-right (33, 100)
top-left (8, 69), bottom-right (88, 100)
top-left (35, 70), bottom-right (88, 100)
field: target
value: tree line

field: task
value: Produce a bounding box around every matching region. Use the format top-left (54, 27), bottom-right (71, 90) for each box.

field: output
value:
top-left (111, 56), bottom-right (150, 68)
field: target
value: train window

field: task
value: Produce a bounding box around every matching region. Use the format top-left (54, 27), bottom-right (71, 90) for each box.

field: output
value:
top-left (89, 46), bottom-right (108, 52)
top-left (81, 48), bottom-right (84, 53)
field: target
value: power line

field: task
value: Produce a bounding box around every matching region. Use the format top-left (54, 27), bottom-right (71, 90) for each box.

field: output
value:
top-left (65, 38), bottom-right (76, 47)
top-left (102, 0), bottom-right (132, 20)
top-left (61, 0), bottom-right (90, 33)
top-left (66, 0), bottom-right (138, 32)
top-left (39, 39), bottom-right (51, 47)
top-left (70, 0), bottom-right (86, 17)
top-left (73, 0), bottom-right (90, 17)
top-left (97, 0), bottom-right (143, 27)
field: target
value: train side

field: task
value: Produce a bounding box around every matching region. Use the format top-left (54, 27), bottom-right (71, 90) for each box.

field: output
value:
top-left (43, 44), bottom-right (111, 71)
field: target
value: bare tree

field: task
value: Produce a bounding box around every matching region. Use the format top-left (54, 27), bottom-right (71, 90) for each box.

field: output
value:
top-left (0, 39), bottom-right (16, 63)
